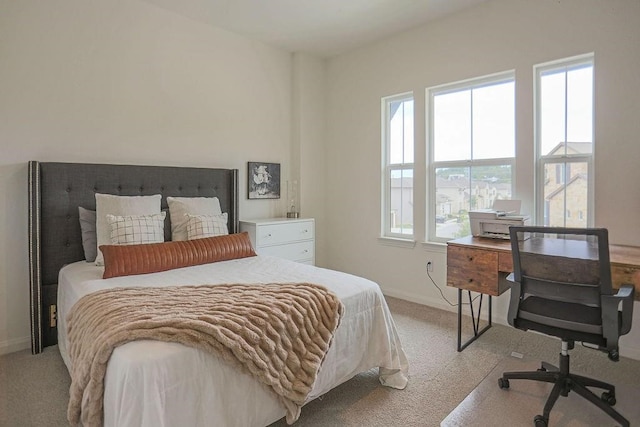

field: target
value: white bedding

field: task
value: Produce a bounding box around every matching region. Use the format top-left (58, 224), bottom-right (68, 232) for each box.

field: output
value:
top-left (58, 256), bottom-right (409, 427)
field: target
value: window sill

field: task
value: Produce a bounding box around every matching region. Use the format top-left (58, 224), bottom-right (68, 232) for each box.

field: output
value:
top-left (420, 240), bottom-right (447, 253)
top-left (377, 236), bottom-right (417, 249)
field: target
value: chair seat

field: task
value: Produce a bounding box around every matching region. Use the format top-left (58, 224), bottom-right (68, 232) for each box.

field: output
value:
top-left (504, 226), bottom-right (633, 427)
top-left (519, 296), bottom-right (602, 335)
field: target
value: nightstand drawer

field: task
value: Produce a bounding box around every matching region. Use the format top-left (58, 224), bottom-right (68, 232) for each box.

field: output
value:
top-left (239, 218), bottom-right (316, 265)
top-left (255, 221), bottom-right (314, 247)
top-left (258, 241), bottom-right (315, 262)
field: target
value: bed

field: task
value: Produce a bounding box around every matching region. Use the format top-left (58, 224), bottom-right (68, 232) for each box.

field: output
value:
top-left (27, 161), bottom-right (409, 426)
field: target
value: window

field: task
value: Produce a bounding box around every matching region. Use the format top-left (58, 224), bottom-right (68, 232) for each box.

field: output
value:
top-left (382, 93), bottom-right (414, 238)
top-left (536, 54), bottom-right (593, 228)
top-left (427, 72), bottom-right (515, 242)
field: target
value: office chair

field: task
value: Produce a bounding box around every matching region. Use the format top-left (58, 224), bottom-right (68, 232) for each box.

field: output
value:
top-left (498, 226), bottom-right (634, 427)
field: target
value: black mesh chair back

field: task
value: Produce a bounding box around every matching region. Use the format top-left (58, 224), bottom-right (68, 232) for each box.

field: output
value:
top-left (509, 227), bottom-right (616, 348)
top-left (500, 226), bottom-right (634, 427)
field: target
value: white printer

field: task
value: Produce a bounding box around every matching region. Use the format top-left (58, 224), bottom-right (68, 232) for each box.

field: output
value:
top-left (469, 200), bottom-right (530, 239)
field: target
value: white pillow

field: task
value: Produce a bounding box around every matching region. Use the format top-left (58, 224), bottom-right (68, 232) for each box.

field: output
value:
top-left (95, 193), bottom-right (162, 265)
top-left (167, 197), bottom-right (222, 241)
top-left (106, 212), bottom-right (166, 245)
top-left (186, 213), bottom-right (229, 240)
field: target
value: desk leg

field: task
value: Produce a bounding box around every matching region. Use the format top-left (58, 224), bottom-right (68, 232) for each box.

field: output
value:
top-left (456, 289), bottom-right (493, 352)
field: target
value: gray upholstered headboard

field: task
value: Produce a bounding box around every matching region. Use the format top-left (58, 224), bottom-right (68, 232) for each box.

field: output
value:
top-left (28, 161), bottom-right (239, 354)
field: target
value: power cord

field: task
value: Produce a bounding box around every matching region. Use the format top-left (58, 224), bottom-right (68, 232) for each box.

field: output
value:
top-left (426, 262), bottom-right (479, 307)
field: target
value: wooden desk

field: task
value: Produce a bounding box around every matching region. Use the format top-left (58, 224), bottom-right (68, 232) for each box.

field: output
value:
top-left (446, 236), bottom-right (640, 351)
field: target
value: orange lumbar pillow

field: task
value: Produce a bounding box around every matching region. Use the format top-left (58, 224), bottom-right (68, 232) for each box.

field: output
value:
top-left (100, 232), bottom-right (256, 279)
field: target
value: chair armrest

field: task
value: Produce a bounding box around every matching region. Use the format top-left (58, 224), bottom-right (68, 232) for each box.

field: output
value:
top-left (506, 273), bottom-right (520, 328)
top-left (616, 284), bottom-right (635, 335)
top-left (602, 284), bottom-right (635, 343)
top-left (615, 284), bottom-right (634, 300)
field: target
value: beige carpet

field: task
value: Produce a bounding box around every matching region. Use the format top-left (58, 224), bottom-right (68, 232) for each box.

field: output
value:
top-left (2, 296), bottom-right (639, 427)
top-left (270, 297), bottom-right (640, 426)
top-left (442, 353), bottom-right (640, 426)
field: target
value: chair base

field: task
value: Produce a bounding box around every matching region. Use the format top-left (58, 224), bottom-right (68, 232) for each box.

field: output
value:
top-left (498, 353), bottom-right (629, 427)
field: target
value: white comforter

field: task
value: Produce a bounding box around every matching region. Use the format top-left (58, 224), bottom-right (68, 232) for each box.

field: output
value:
top-left (58, 256), bottom-right (409, 427)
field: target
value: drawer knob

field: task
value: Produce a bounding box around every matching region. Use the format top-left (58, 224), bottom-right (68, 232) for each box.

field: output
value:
top-left (468, 256), bottom-right (473, 261)
top-left (468, 278), bottom-right (473, 283)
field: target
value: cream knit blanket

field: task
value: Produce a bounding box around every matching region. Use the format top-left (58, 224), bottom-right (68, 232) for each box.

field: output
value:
top-left (66, 283), bottom-right (344, 426)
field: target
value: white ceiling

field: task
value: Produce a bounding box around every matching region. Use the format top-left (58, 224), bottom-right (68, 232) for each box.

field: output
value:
top-left (140, 0), bottom-right (490, 57)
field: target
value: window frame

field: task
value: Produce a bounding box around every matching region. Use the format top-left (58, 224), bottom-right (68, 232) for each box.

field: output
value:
top-left (381, 92), bottom-right (415, 240)
top-left (426, 71), bottom-right (516, 243)
top-left (534, 54), bottom-right (594, 228)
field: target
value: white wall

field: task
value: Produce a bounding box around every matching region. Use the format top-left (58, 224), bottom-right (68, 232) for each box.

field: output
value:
top-left (291, 53), bottom-right (328, 266)
top-left (2, 0), bottom-right (639, 360)
top-left (0, 0), bottom-right (297, 354)
top-left (324, 0), bottom-right (640, 358)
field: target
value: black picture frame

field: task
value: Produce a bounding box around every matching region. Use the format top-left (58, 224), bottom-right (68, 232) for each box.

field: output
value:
top-left (247, 162), bottom-right (281, 199)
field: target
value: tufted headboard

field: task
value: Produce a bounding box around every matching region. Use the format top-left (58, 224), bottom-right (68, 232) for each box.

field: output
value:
top-left (27, 161), bottom-right (239, 353)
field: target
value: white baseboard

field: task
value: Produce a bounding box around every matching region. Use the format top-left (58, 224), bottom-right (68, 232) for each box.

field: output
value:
top-left (382, 287), bottom-right (495, 322)
top-left (382, 288), bottom-right (458, 314)
top-left (619, 345), bottom-right (640, 361)
top-left (620, 338), bottom-right (640, 361)
top-left (381, 288), bottom-right (640, 362)
top-left (0, 336), bottom-right (30, 356)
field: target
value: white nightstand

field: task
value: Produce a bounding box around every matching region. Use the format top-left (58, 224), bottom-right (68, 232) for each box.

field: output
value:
top-left (239, 218), bottom-right (315, 265)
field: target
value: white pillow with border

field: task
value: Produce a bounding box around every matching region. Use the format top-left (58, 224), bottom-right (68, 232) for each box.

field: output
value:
top-left (167, 196), bottom-right (222, 241)
top-left (107, 212), bottom-right (166, 245)
top-left (186, 213), bottom-right (229, 240)
top-left (95, 193), bottom-right (161, 265)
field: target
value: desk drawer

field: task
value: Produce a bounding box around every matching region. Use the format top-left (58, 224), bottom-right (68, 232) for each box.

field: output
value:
top-left (611, 265), bottom-right (640, 290)
top-left (447, 246), bottom-right (500, 295)
top-left (498, 252), bottom-right (514, 273)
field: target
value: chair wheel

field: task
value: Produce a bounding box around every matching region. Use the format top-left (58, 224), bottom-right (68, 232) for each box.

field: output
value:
top-left (534, 415), bottom-right (548, 427)
top-left (498, 377), bottom-right (510, 389)
top-left (537, 367), bottom-right (546, 372)
top-left (601, 391), bottom-right (616, 406)
top-left (608, 349), bottom-right (619, 361)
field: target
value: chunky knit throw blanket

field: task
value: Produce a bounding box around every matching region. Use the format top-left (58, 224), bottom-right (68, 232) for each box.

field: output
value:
top-left (66, 283), bottom-right (344, 426)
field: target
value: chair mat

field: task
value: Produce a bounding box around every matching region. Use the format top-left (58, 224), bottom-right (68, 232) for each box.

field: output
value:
top-left (441, 354), bottom-right (640, 426)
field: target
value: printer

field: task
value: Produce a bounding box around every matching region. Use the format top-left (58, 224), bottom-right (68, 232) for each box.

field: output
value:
top-left (469, 200), bottom-right (530, 239)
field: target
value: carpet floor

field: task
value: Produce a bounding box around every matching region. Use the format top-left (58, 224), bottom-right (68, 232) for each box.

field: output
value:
top-left (1, 296), bottom-right (639, 426)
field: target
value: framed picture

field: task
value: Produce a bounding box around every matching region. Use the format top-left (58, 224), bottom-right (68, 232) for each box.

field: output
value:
top-left (248, 162), bottom-right (281, 199)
